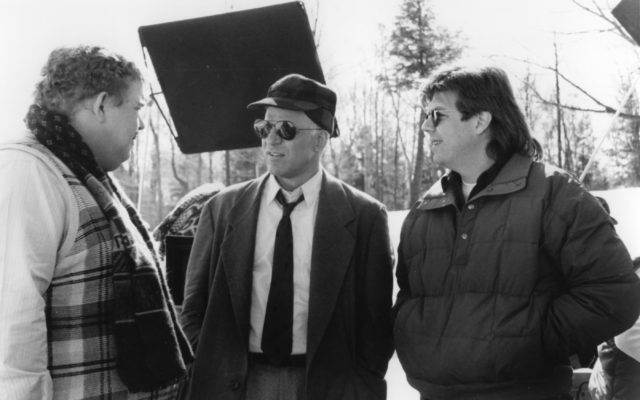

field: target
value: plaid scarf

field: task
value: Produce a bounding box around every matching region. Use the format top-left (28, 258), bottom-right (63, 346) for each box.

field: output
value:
top-left (26, 104), bottom-right (193, 392)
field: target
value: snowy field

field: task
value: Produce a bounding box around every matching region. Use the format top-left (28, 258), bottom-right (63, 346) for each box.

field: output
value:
top-left (592, 187), bottom-right (640, 259)
top-left (384, 187), bottom-right (640, 399)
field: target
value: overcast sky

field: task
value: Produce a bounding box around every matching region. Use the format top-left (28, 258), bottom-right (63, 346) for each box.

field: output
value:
top-left (1, 0), bottom-right (636, 139)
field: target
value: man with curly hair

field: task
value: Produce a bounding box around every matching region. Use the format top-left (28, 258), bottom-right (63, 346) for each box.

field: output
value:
top-left (0, 45), bottom-right (192, 399)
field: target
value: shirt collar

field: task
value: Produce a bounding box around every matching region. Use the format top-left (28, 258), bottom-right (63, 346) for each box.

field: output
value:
top-left (265, 169), bottom-right (323, 206)
top-left (443, 160), bottom-right (505, 200)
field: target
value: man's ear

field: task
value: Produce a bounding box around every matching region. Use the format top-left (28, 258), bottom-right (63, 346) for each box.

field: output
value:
top-left (314, 131), bottom-right (329, 152)
top-left (90, 92), bottom-right (109, 122)
top-left (475, 111), bottom-right (492, 135)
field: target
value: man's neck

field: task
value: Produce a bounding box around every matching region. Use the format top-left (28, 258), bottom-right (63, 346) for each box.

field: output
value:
top-left (458, 157), bottom-right (495, 184)
top-left (274, 166), bottom-right (321, 192)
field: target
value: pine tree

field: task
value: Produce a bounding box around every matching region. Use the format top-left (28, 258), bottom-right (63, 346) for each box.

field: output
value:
top-left (388, 0), bottom-right (463, 202)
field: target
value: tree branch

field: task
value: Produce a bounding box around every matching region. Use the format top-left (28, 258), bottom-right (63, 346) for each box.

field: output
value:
top-left (537, 98), bottom-right (640, 120)
top-left (509, 56), bottom-right (640, 120)
top-left (571, 0), bottom-right (637, 46)
top-left (516, 56), bottom-right (610, 108)
top-left (520, 76), bottom-right (640, 120)
top-left (168, 132), bottom-right (189, 193)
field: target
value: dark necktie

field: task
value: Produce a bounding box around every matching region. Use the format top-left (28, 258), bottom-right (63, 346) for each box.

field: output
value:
top-left (261, 190), bottom-right (305, 366)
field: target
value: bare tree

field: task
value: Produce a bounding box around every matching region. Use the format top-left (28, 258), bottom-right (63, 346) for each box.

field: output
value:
top-left (168, 133), bottom-right (189, 197)
top-left (553, 35), bottom-right (564, 167)
top-left (517, 1), bottom-right (640, 121)
top-left (148, 112), bottom-right (165, 226)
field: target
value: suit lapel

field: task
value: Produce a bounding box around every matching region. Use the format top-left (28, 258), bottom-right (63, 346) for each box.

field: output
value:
top-left (220, 176), bottom-right (267, 342)
top-left (307, 172), bottom-right (356, 365)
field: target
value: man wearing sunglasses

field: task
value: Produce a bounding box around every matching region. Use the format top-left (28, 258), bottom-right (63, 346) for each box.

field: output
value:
top-left (180, 73), bottom-right (394, 400)
top-left (392, 65), bottom-right (640, 400)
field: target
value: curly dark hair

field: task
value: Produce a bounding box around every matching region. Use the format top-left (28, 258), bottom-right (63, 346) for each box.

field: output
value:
top-left (34, 45), bottom-right (142, 115)
top-left (421, 64), bottom-right (542, 165)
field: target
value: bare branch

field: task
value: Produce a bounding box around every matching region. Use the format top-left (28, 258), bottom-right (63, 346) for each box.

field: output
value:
top-left (508, 56), bottom-right (608, 107)
top-left (555, 27), bottom-right (617, 35)
top-left (312, 0), bottom-right (322, 49)
top-left (168, 131), bottom-right (189, 193)
top-left (508, 56), bottom-right (640, 120)
top-left (517, 73), bottom-right (640, 121)
top-left (547, 68), bottom-right (608, 108)
top-left (537, 99), bottom-right (640, 121)
top-left (571, 0), bottom-right (637, 45)
top-left (571, 0), bottom-right (599, 17)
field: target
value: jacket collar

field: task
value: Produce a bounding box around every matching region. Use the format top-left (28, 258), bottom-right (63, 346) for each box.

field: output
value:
top-left (220, 175), bottom-right (268, 342)
top-left (417, 154), bottom-right (533, 211)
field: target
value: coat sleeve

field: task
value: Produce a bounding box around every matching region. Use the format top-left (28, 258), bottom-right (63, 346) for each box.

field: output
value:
top-left (0, 149), bottom-right (70, 400)
top-left (356, 206), bottom-right (395, 378)
top-left (615, 269), bottom-right (640, 363)
top-left (542, 180), bottom-right (640, 360)
top-left (180, 201), bottom-right (216, 351)
top-left (392, 211), bottom-right (412, 324)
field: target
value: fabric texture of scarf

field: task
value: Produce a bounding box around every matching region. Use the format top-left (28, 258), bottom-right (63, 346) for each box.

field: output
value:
top-left (26, 104), bottom-right (193, 392)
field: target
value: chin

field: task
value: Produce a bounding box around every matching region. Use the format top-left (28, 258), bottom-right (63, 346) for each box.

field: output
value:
top-left (102, 164), bottom-right (119, 172)
top-left (103, 156), bottom-right (129, 172)
top-left (267, 163), bottom-right (285, 175)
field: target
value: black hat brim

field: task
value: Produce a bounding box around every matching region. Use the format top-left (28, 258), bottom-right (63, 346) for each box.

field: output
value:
top-left (246, 96), bottom-right (319, 111)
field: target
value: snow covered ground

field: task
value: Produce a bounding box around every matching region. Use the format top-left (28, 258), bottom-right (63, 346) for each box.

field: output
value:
top-left (592, 187), bottom-right (640, 259)
top-left (384, 187), bottom-right (640, 399)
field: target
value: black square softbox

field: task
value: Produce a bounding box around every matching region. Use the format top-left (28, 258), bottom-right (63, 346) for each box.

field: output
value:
top-left (612, 0), bottom-right (640, 46)
top-left (139, 1), bottom-right (324, 153)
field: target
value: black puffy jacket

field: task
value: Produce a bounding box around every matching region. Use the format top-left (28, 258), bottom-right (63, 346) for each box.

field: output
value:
top-left (393, 154), bottom-right (640, 400)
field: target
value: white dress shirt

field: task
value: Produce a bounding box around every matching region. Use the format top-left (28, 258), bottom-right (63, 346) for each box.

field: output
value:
top-left (249, 170), bottom-right (322, 354)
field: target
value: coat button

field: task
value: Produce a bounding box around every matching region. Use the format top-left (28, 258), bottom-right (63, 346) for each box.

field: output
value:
top-left (461, 233), bottom-right (468, 240)
top-left (229, 380), bottom-right (241, 391)
top-left (467, 204), bottom-right (475, 210)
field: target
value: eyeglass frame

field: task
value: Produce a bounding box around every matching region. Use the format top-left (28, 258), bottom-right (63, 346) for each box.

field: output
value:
top-left (424, 109), bottom-right (444, 128)
top-left (253, 119), bottom-right (323, 141)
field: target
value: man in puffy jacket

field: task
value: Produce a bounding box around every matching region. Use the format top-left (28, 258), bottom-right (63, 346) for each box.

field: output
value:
top-left (393, 64), bottom-right (640, 400)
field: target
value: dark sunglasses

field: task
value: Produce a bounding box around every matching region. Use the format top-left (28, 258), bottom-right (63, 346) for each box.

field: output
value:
top-left (253, 119), bottom-right (321, 140)
top-left (424, 109), bottom-right (444, 127)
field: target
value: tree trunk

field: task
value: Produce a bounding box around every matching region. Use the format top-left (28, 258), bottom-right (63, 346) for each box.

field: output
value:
top-left (393, 102), bottom-right (400, 209)
top-left (410, 111), bottom-right (426, 204)
top-left (196, 154), bottom-right (203, 186)
top-left (149, 116), bottom-right (164, 227)
top-left (208, 152), bottom-right (214, 182)
top-left (374, 88), bottom-right (382, 200)
top-left (362, 86), bottom-right (370, 193)
top-left (225, 150), bottom-right (231, 185)
top-left (328, 139), bottom-right (340, 178)
top-left (632, 119), bottom-right (640, 185)
top-left (169, 135), bottom-right (189, 196)
top-left (554, 35), bottom-right (563, 168)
